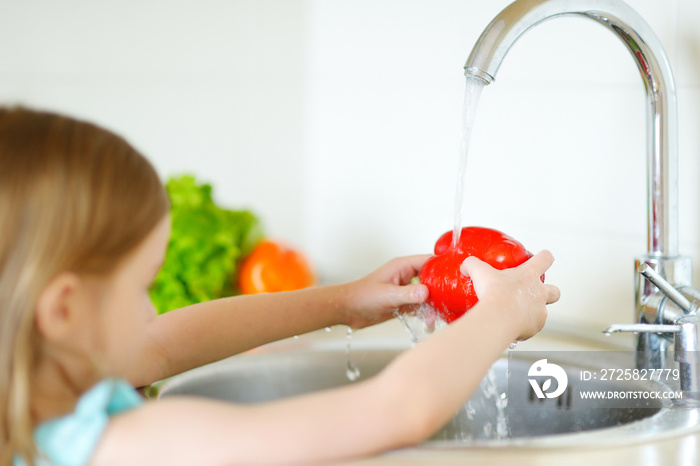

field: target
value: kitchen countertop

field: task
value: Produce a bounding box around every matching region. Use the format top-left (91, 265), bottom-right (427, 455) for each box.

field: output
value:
top-left (337, 433), bottom-right (700, 466)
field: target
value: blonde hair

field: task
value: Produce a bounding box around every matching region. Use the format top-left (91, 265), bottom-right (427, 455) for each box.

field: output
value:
top-left (0, 107), bottom-right (169, 465)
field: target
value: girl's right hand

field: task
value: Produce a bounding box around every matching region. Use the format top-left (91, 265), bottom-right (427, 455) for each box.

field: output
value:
top-left (460, 250), bottom-right (560, 341)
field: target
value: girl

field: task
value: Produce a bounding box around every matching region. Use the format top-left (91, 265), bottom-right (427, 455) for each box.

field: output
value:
top-left (0, 107), bottom-right (559, 465)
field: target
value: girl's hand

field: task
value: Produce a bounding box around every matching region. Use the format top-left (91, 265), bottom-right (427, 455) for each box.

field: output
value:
top-left (342, 255), bottom-right (431, 329)
top-left (460, 250), bottom-right (560, 340)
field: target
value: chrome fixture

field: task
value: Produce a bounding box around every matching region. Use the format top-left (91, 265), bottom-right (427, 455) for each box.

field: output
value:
top-left (463, 0), bottom-right (696, 372)
top-left (606, 265), bottom-right (700, 400)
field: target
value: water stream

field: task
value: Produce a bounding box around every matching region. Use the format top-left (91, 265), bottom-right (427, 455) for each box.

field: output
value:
top-left (396, 76), bottom-right (510, 440)
top-left (345, 327), bottom-right (361, 382)
top-left (451, 76), bottom-right (486, 249)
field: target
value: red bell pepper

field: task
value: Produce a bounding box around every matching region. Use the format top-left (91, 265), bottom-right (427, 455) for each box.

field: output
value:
top-left (419, 226), bottom-right (539, 323)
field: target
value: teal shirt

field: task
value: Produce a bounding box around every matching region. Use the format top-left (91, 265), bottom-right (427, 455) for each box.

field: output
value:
top-left (15, 378), bottom-right (143, 466)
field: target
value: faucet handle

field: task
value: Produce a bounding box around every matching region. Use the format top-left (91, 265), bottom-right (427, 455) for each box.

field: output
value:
top-left (605, 316), bottom-right (700, 395)
top-left (638, 263), bottom-right (695, 313)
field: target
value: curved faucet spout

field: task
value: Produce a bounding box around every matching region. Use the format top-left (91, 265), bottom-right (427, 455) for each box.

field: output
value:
top-left (464, 0), bottom-right (678, 259)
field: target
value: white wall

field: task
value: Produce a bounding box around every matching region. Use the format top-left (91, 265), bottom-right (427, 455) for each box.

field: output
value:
top-left (2, 0), bottom-right (699, 333)
top-left (0, 0), bottom-right (308, 242)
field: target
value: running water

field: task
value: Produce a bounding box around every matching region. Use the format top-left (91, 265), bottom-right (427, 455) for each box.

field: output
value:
top-left (481, 368), bottom-right (510, 439)
top-left (345, 327), bottom-right (361, 382)
top-left (396, 308), bottom-right (512, 441)
top-left (452, 76), bottom-right (486, 249)
top-left (395, 77), bottom-right (513, 441)
top-left (394, 304), bottom-right (444, 343)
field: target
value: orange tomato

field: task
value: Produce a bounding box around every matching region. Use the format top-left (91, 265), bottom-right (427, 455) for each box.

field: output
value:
top-left (238, 240), bottom-right (315, 294)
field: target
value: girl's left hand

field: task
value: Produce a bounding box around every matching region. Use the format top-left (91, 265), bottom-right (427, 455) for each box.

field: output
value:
top-left (342, 255), bottom-right (431, 329)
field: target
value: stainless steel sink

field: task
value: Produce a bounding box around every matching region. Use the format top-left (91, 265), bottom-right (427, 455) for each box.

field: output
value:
top-left (152, 338), bottom-right (700, 448)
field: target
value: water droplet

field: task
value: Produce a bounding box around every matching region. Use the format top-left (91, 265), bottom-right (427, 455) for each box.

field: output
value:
top-left (293, 335), bottom-right (299, 339)
top-left (509, 341), bottom-right (518, 349)
top-left (346, 363), bottom-right (361, 382)
top-left (325, 326), bottom-right (333, 333)
top-left (465, 403), bottom-right (476, 420)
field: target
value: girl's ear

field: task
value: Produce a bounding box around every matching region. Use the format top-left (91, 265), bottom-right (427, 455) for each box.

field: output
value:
top-left (35, 272), bottom-right (85, 344)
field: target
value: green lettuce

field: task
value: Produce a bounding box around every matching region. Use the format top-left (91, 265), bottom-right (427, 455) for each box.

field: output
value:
top-left (149, 175), bottom-right (264, 314)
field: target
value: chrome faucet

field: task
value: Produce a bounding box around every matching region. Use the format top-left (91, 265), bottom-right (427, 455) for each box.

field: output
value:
top-left (463, 0), bottom-right (697, 376)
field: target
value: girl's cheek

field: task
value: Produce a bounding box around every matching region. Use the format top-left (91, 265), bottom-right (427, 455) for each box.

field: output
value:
top-left (144, 296), bottom-right (157, 320)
